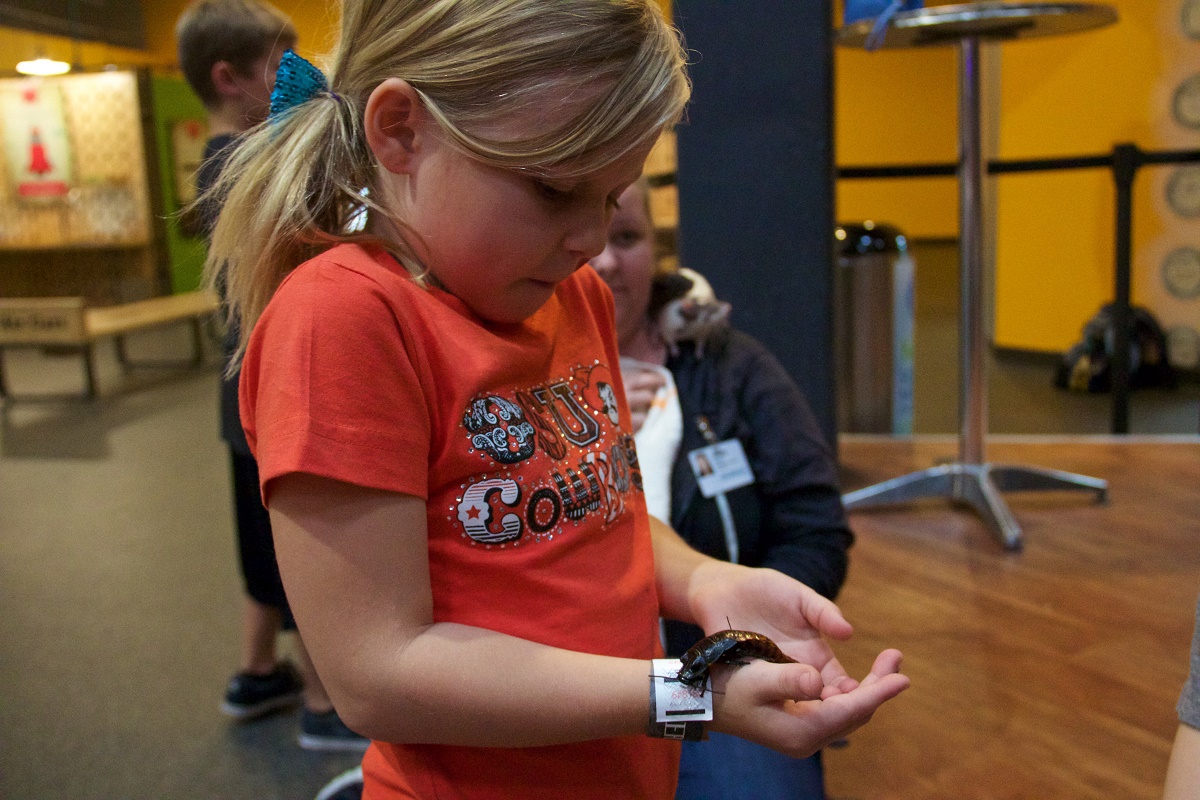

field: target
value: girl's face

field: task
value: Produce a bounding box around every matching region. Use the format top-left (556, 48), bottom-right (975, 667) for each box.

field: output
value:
top-left (398, 132), bottom-right (652, 324)
top-left (589, 182), bottom-right (656, 349)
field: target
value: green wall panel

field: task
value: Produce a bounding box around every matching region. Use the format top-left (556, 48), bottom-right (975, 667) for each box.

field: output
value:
top-left (149, 75), bottom-right (208, 294)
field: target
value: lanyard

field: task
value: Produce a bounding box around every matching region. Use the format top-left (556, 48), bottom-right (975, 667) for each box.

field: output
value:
top-left (695, 415), bottom-right (739, 565)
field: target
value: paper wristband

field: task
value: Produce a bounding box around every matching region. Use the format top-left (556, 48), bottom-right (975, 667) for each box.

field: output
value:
top-left (647, 658), bottom-right (713, 741)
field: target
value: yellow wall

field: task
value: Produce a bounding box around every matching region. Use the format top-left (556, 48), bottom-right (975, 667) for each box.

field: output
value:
top-left (837, 0), bottom-right (1183, 352)
top-left (835, 30), bottom-right (959, 240)
top-left (994, 0), bottom-right (1166, 352)
top-left (835, 0), bottom-right (960, 239)
top-left (141, 0), bottom-right (342, 68)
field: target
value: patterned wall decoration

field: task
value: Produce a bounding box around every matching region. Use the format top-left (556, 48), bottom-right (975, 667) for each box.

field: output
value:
top-left (1145, 4), bottom-right (1200, 372)
top-left (0, 71), bottom-right (150, 250)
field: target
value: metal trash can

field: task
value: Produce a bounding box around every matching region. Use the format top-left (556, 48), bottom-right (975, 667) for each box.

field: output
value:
top-left (833, 221), bottom-right (915, 434)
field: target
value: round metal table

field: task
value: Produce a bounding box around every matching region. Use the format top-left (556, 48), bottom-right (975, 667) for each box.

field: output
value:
top-left (836, 3), bottom-right (1118, 550)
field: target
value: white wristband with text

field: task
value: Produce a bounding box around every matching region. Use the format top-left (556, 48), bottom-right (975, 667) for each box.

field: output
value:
top-left (647, 658), bottom-right (713, 741)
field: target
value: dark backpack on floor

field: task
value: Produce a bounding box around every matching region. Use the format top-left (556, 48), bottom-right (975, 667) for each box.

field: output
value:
top-left (1054, 304), bottom-right (1177, 393)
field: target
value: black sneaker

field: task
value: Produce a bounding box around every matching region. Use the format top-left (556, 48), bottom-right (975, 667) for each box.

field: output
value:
top-left (220, 661), bottom-right (304, 719)
top-left (314, 766), bottom-right (364, 800)
top-left (299, 708), bottom-right (370, 752)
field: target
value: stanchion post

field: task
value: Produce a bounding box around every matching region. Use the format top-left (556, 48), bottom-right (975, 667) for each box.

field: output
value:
top-left (1110, 142), bottom-right (1138, 435)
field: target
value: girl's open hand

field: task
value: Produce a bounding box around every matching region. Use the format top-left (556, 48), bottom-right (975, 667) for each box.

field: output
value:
top-left (688, 561), bottom-right (858, 688)
top-left (707, 647), bottom-right (909, 758)
top-left (684, 559), bottom-right (909, 754)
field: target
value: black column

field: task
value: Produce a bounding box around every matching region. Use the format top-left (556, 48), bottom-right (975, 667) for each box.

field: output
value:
top-left (672, 1), bottom-right (838, 446)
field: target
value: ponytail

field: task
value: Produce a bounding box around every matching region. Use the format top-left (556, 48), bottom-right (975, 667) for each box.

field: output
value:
top-left (202, 91), bottom-right (396, 366)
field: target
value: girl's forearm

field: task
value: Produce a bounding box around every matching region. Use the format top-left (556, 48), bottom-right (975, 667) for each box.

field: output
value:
top-left (648, 514), bottom-right (728, 625)
top-left (327, 621), bottom-right (652, 746)
top-left (268, 474), bottom-right (695, 748)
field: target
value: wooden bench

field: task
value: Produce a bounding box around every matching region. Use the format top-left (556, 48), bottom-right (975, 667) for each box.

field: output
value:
top-left (0, 290), bottom-right (220, 399)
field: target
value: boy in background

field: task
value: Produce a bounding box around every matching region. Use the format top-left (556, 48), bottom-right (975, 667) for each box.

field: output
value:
top-left (176, 0), bottom-right (367, 752)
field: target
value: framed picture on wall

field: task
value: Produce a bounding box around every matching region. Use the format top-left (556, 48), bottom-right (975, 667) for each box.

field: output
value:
top-left (1, 80), bottom-right (74, 201)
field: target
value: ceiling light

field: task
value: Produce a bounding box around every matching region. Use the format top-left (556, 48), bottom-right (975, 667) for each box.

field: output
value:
top-left (16, 57), bottom-right (71, 77)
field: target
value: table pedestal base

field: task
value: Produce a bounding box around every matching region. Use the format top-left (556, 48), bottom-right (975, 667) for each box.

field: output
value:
top-left (843, 462), bottom-right (1108, 550)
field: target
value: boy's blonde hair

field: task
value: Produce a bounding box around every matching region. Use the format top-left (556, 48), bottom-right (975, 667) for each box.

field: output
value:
top-left (205, 0), bottom-right (691, 357)
top-left (176, 0), bottom-right (296, 108)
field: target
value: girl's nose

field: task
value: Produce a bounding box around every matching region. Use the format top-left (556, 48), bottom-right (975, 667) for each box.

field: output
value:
top-left (565, 206), bottom-right (610, 263)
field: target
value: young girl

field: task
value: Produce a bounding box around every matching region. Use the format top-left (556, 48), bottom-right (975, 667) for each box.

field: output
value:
top-left (206, 2), bottom-right (909, 797)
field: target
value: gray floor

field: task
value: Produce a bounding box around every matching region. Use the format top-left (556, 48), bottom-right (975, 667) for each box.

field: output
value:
top-left (0, 330), bottom-right (361, 800)
top-left (905, 240), bottom-right (1200, 437)
top-left (0, 270), bottom-right (1196, 800)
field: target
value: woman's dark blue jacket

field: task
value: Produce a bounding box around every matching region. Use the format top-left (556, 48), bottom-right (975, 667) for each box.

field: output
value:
top-left (662, 326), bottom-right (854, 657)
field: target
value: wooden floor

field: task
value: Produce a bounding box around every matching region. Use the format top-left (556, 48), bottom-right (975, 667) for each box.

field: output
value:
top-left (825, 435), bottom-right (1200, 800)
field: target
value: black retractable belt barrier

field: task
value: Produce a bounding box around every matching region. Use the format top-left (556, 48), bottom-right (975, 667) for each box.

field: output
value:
top-left (838, 144), bottom-right (1200, 434)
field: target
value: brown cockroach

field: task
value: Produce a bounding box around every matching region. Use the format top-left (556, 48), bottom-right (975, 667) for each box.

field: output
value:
top-left (677, 628), bottom-right (797, 689)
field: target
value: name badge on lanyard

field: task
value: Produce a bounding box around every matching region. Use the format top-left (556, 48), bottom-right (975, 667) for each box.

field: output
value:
top-left (688, 439), bottom-right (755, 498)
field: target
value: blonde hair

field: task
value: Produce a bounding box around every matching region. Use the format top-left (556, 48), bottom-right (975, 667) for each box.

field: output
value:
top-left (205, 0), bottom-right (691, 360)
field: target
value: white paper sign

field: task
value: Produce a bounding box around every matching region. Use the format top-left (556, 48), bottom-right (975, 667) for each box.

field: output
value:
top-left (1, 80), bottom-right (73, 200)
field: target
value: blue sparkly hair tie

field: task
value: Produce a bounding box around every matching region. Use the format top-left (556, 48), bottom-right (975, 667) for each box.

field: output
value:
top-left (269, 49), bottom-right (338, 118)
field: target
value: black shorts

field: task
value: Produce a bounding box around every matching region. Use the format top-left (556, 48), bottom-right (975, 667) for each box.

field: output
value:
top-left (230, 449), bottom-right (296, 631)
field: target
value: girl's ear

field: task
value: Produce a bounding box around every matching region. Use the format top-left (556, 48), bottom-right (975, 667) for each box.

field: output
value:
top-left (365, 78), bottom-right (426, 175)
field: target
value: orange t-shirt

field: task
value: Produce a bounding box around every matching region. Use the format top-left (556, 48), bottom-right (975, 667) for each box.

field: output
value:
top-left (241, 243), bottom-right (678, 799)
